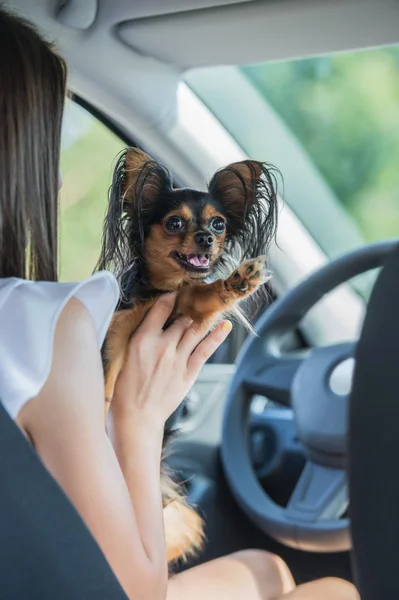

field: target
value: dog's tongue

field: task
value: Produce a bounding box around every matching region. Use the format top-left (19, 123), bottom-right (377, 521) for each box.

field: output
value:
top-left (187, 254), bottom-right (209, 267)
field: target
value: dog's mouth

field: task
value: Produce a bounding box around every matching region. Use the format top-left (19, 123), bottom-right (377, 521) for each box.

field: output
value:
top-left (171, 251), bottom-right (210, 272)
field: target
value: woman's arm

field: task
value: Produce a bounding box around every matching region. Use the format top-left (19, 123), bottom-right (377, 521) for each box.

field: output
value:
top-left (108, 414), bottom-right (166, 567)
top-left (17, 297), bottom-right (166, 599)
top-left (17, 295), bottom-right (231, 600)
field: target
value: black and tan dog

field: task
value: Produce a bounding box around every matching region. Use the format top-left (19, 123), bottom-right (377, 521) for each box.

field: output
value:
top-left (96, 147), bottom-right (279, 566)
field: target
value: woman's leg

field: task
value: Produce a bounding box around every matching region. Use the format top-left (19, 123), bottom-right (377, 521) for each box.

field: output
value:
top-left (167, 550), bottom-right (359, 600)
top-left (281, 577), bottom-right (359, 600)
top-left (167, 549), bottom-right (296, 600)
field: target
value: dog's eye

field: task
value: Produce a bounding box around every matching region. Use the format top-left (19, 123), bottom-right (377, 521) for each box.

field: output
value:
top-left (165, 216), bottom-right (184, 232)
top-left (210, 217), bottom-right (226, 233)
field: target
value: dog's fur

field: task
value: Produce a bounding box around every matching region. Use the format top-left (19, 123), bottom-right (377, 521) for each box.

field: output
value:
top-left (95, 147), bottom-right (279, 566)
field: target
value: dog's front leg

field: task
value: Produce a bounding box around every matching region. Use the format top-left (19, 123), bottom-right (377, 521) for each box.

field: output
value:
top-left (103, 300), bottom-right (157, 412)
top-left (176, 256), bottom-right (267, 325)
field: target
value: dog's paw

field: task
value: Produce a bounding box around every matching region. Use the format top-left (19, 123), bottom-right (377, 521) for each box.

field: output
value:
top-left (225, 256), bottom-right (269, 297)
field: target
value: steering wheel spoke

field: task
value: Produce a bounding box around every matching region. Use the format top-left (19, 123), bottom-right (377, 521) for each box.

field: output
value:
top-left (244, 357), bottom-right (303, 406)
top-left (286, 461), bottom-right (348, 523)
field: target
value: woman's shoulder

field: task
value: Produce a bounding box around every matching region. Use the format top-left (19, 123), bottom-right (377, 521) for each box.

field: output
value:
top-left (0, 272), bottom-right (119, 419)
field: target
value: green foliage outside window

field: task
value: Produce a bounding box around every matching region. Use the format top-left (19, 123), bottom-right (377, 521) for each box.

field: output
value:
top-left (241, 46), bottom-right (399, 241)
top-left (59, 102), bottom-right (124, 282)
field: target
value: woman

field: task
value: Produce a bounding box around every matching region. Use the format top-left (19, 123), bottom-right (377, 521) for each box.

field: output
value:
top-left (0, 6), bottom-right (358, 600)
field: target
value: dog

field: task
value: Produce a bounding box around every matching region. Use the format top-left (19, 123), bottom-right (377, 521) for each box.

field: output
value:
top-left (95, 147), bottom-right (279, 567)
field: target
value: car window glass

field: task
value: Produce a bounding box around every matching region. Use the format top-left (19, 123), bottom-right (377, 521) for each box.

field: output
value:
top-left (59, 101), bottom-right (124, 282)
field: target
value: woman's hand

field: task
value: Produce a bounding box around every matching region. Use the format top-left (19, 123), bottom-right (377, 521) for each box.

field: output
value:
top-left (110, 293), bottom-right (232, 430)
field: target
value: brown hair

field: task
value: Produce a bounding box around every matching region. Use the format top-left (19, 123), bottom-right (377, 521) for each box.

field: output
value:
top-left (0, 6), bottom-right (67, 281)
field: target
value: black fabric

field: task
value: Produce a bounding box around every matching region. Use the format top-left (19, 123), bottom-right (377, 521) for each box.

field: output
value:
top-left (0, 402), bottom-right (127, 600)
top-left (349, 241), bottom-right (399, 600)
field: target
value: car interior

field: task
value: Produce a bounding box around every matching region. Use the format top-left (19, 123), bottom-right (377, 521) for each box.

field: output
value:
top-left (2, 1), bottom-right (399, 598)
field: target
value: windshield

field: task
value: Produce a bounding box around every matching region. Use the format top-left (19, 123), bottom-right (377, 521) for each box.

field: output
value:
top-left (185, 45), bottom-right (399, 265)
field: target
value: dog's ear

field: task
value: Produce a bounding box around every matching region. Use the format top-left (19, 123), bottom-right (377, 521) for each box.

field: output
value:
top-left (123, 147), bottom-right (172, 214)
top-left (209, 159), bottom-right (280, 260)
top-left (208, 160), bottom-right (264, 224)
top-left (94, 147), bottom-right (172, 288)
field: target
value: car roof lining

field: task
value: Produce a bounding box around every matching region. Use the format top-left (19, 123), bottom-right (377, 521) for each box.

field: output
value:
top-left (95, 0), bottom-right (256, 25)
top-left (6, 0), bottom-right (399, 142)
top-left (117, 0), bottom-right (399, 68)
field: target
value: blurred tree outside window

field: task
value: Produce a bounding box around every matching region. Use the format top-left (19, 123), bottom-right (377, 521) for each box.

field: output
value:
top-left (241, 46), bottom-right (399, 242)
top-left (59, 101), bottom-right (124, 282)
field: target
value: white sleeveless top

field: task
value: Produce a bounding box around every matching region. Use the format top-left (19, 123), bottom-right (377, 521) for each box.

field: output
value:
top-left (0, 271), bottom-right (119, 419)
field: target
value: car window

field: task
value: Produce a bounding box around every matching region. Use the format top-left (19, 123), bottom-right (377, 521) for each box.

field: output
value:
top-left (59, 101), bottom-right (124, 282)
top-left (240, 47), bottom-right (399, 244)
top-left (185, 45), bottom-right (399, 298)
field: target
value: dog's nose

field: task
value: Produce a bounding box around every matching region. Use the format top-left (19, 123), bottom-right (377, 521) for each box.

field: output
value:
top-left (194, 232), bottom-right (213, 248)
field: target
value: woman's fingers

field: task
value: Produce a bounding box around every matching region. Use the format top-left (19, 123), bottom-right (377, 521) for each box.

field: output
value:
top-left (137, 293), bottom-right (177, 335)
top-left (177, 318), bottom-right (215, 358)
top-left (187, 321), bottom-right (232, 377)
top-left (164, 315), bottom-right (194, 342)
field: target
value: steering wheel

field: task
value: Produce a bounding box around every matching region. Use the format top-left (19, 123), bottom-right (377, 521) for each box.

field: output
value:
top-left (221, 240), bottom-right (397, 553)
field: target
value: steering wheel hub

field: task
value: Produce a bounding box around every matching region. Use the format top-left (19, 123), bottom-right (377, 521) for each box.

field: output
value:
top-left (292, 343), bottom-right (354, 468)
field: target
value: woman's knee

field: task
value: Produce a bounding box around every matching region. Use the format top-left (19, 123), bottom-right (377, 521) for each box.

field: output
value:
top-left (229, 549), bottom-right (291, 574)
top-left (227, 549), bottom-right (295, 595)
top-left (291, 577), bottom-right (359, 600)
top-left (316, 578), bottom-right (359, 599)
